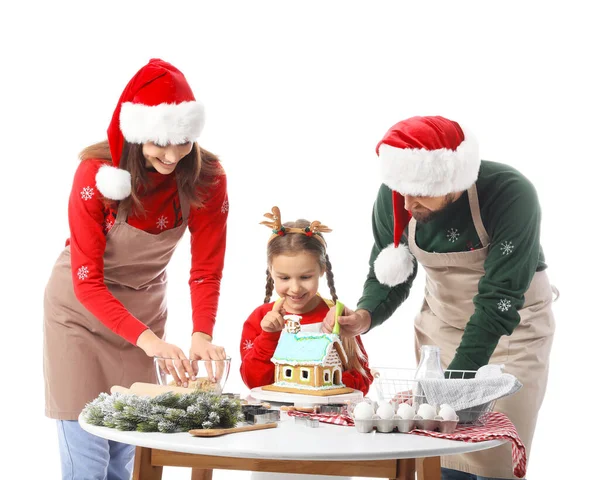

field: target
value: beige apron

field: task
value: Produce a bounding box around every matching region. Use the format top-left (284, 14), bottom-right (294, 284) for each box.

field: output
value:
top-left (409, 184), bottom-right (555, 479)
top-left (44, 191), bottom-right (190, 420)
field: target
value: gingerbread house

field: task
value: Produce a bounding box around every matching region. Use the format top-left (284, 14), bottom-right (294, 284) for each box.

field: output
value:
top-left (265, 332), bottom-right (351, 394)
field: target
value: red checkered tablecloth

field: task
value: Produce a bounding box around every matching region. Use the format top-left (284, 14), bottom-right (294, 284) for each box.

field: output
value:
top-left (285, 409), bottom-right (354, 426)
top-left (410, 412), bottom-right (526, 478)
top-left (285, 410), bottom-right (526, 478)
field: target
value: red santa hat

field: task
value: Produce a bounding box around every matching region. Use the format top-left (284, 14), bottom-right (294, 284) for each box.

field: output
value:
top-left (373, 116), bottom-right (479, 287)
top-left (97, 58), bottom-right (205, 200)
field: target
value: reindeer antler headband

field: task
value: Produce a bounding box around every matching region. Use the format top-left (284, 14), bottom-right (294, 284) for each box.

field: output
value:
top-left (260, 206), bottom-right (332, 246)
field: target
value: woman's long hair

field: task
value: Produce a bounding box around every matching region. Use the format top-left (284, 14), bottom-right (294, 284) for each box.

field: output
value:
top-left (79, 140), bottom-right (223, 215)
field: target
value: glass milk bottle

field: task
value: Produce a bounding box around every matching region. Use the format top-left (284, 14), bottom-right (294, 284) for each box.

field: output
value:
top-left (413, 345), bottom-right (445, 408)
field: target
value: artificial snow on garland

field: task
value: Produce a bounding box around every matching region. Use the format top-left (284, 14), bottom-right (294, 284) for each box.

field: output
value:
top-left (82, 390), bottom-right (243, 433)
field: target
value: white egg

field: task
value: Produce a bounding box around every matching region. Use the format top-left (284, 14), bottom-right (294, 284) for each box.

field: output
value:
top-left (417, 403), bottom-right (436, 420)
top-left (376, 402), bottom-right (395, 420)
top-left (439, 405), bottom-right (457, 421)
top-left (352, 401), bottom-right (375, 420)
top-left (396, 403), bottom-right (416, 420)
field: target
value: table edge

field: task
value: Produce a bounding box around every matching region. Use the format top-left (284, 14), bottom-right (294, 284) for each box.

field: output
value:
top-left (79, 416), bottom-right (505, 461)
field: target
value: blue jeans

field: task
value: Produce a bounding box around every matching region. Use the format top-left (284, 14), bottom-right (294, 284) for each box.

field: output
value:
top-left (441, 467), bottom-right (525, 480)
top-left (57, 420), bottom-right (135, 480)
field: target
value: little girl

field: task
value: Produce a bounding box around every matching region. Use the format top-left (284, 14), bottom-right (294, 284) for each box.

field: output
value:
top-left (240, 207), bottom-right (373, 395)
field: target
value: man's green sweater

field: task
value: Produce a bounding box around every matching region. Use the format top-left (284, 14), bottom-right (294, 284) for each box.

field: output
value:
top-left (357, 161), bottom-right (546, 371)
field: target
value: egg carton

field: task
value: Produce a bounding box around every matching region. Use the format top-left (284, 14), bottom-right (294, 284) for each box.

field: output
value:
top-left (354, 415), bottom-right (459, 434)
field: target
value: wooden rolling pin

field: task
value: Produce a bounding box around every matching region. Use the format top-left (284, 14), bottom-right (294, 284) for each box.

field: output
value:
top-left (110, 385), bottom-right (132, 395)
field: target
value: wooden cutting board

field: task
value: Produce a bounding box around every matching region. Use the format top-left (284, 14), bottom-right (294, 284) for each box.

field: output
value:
top-left (189, 422), bottom-right (277, 437)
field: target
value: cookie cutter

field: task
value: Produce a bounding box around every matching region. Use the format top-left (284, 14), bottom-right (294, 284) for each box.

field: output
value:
top-left (319, 404), bottom-right (347, 415)
top-left (242, 406), bottom-right (280, 425)
top-left (306, 418), bottom-right (320, 428)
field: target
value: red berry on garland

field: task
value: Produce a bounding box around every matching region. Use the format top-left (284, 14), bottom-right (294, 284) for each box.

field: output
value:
top-left (278, 230), bottom-right (285, 236)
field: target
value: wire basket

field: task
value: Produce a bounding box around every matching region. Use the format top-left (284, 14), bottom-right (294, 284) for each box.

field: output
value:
top-left (370, 367), bottom-right (495, 426)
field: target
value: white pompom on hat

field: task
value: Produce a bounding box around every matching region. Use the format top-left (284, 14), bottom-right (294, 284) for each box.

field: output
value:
top-left (373, 189), bottom-right (415, 287)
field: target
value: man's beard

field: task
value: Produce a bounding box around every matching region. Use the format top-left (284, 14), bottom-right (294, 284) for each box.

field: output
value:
top-left (411, 194), bottom-right (456, 224)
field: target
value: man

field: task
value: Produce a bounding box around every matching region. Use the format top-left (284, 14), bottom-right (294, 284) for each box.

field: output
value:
top-left (324, 116), bottom-right (555, 479)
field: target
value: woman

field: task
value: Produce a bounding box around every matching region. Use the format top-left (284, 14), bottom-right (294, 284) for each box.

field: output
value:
top-left (43, 58), bottom-right (228, 479)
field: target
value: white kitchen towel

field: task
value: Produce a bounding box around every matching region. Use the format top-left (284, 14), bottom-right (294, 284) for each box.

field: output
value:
top-left (419, 370), bottom-right (522, 411)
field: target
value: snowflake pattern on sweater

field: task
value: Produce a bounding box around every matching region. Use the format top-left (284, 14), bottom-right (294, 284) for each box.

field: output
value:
top-left (497, 299), bottom-right (512, 312)
top-left (80, 186), bottom-right (94, 201)
top-left (221, 199), bottom-right (229, 213)
top-left (446, 228), bottom-right (460, 243)
top-left (500, 241), bottom-right (514, 255)
top-left (156, 216), bottom-right (169, 230)
top-left (77, 266), bottom-right (89, 280)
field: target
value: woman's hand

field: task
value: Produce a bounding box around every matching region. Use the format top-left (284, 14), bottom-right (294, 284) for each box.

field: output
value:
top-left (260, 303), bottom-right (285, 333)
top-left (190, 332), bottom-right (227, 382)
top-left (136, 329), bottom-right (195, 387)
top-left (322, 306), bottom-right (372, 337)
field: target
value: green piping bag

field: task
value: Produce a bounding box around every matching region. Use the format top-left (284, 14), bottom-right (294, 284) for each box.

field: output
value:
top-left (333, 300), bottom-right (344, 335)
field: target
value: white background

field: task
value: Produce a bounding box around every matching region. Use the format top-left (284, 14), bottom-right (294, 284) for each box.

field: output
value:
top-left (2, 1), bottom-right (598, 478)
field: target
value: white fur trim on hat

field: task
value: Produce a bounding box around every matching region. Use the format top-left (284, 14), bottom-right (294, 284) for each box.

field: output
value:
top-left (379, 129), bottom-right (480, 197)
top-left (120, 101), bottom-right (205, 146)
top-left (95, 164), bottom-right (132, 200)
top-left (374, 243), bottom-right (415, 287)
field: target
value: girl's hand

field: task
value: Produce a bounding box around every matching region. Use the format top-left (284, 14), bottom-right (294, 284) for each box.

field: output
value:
top-left (260, 308), bottom-right (285, 333)
top-left (136, 329), bottom-right (195, 386)
top-left (190, 332), bottom-right (227, 382)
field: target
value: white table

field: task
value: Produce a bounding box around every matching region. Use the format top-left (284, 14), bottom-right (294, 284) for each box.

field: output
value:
top-left (79, 413), bottom-right (504, 480)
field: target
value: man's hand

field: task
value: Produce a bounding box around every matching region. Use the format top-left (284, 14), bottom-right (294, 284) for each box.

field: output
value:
top-left (322, 306), bottom-right (372, 337)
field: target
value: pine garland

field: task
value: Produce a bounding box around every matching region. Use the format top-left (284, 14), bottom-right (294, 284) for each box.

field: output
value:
top-left (82, 391), bottom-right (243, 433)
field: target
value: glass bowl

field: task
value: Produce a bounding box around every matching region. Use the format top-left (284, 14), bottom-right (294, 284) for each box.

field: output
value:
top-left (154, 357), bottom-right (231, 395)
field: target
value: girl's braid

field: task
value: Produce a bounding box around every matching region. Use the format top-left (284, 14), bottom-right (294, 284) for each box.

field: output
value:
top-left (264, 268), bottom-right (274, 304)
top-left (324, 254), bottom-right (338, 303)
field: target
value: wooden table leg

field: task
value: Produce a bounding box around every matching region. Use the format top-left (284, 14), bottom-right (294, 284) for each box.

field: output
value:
top-left (416, 456), bottom-right (441, 480)
top-left (132, 447), bottom-right (163, 480)
top-left (191, 468), bottom-right (213, 480)
top-left (393, 458), bottom-right (416, 479)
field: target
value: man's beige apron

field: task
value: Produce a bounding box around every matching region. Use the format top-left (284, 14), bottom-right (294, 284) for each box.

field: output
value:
top-left (409, 184), bottom-right (555, 479)
top-left (44, 192), bottom-right (190, 420)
